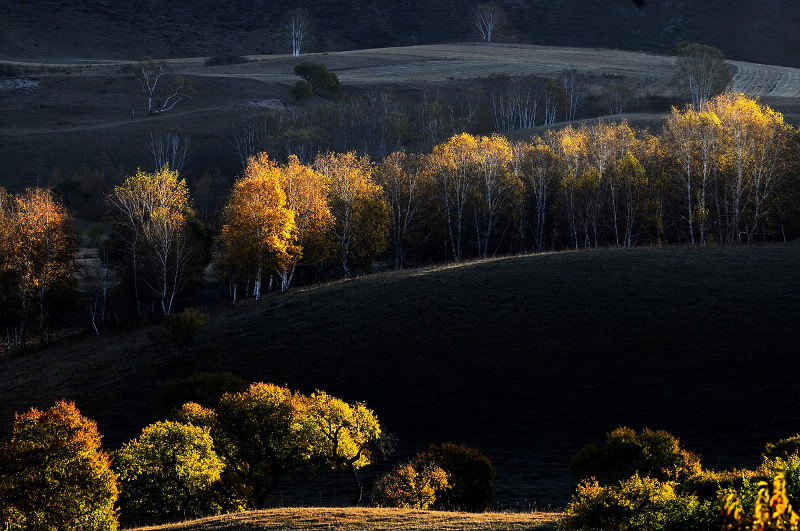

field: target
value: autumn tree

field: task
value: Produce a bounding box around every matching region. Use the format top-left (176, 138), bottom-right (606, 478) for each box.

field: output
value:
top-left (429, 133), bottom-right (478, 261)
top-left (470, 134), bottom-right (519, 258)
top-left (149, 130), bottom-right (190, 176)
top-left (110, 167), bottom-right (207, 314)
top-left (285, 8), bottom-right (313, 57)
top-left (0, 401), bottom-right (118, 531)
top-left (276, 155), bottom-right (332, 290)
top-left (471, 2), bottom-right (506, 42)
top-left (511, 140), bottom-right (559, 252)
top-left (707, 93), bottom-right (791, 242)
top-left (133, 57), bottom-right (194, 115)
top-left (314, 151), bottom-right (390, 277)
top-left (294, 63), bottom-right (339, 96)
top-left (115, 420), bottom-right (224, 523)
top-left (548, 126), bottom-right (589, 249)
top-left (3, 188), bottom-right (76, 344)
top-left (178, 383), bottom-right (310, 509)
top-left (303, 390), bottom-right (382, 506)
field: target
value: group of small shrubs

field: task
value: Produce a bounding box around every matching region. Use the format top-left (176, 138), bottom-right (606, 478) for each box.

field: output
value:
top-left (203, 54), bottom-right (249, 67)
top-left (0, 376), bottom-right (498, 529)
top-left (558, 427), bottom-right (800, 531)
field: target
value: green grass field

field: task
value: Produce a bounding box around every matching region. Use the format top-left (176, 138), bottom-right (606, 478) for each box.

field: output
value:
top-left (2, 243), bottom-right (799, 508)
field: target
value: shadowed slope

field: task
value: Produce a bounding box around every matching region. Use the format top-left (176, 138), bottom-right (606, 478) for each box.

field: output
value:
top-left (1, 244), bottom-right (799, 506)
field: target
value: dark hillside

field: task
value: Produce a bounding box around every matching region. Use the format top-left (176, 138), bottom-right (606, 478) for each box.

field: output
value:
top-left (3, 0), bottom-right (800, 67)
top-left (1, 244), bottom-right (799, 507)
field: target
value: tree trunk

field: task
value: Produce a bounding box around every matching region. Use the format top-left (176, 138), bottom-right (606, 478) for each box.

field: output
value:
top-left (348, 462), bottom-right (363, 506)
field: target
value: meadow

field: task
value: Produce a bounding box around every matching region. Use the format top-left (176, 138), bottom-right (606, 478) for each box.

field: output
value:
top-left (2, 243), bottom-right (799, 511)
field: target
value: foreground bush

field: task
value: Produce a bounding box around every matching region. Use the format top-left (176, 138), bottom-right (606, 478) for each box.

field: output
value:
top-left (557, 474), bottom-right (717, 531)
top-left (570, 426), bottom-right (702, 486)
top-left (0, 401), bottom-right (118, 530)
top-left (721, 472), bottom-right (800, 530)
top-left (764, 434), bottom-right (800, 461)
top-left (115, 420), bottom-right (224, 524)
top-left (373, 457), bottom-right (450, 509)
top-left (423, 443), bottom-right (496, 511)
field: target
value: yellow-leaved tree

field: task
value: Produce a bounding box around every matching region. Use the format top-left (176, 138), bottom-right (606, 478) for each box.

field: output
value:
top-left (302, 390), bottom-right (383, 506)
top-left (277, 155), bottom-right (332, 291)
top-left (314, 151), bottom-right (389, 277)
top-left (109, 167), bottom-right (200, 315)
top-left (219, 154), bottom-right (299, 300)
top-left (1, 188), bottom-right (75, 345)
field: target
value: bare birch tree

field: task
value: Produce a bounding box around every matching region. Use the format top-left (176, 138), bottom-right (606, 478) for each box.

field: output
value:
top-left (285, 8), bottom-right (313, 57)
top-left (149, 130), bottom-right (191, 176)
top-left (677, 44), bottom-right (732, 109)
top-left (471, 2), bottom-right (506, 42)
top-left (134, 58), bottom-right (194, 115)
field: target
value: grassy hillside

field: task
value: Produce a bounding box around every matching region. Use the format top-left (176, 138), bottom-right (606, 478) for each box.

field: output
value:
top-left (1, 243), bottom-right (799, 507)
top-left (3, 0), bottom-right (800, 67)
top-left (130, 507), bottom-right (559, 530)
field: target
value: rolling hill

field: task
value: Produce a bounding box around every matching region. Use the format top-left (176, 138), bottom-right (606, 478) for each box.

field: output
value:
top-left (1, 244), bottom-right (799, 508)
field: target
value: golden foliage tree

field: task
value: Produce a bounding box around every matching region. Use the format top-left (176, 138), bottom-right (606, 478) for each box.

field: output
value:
top-left (1, 188), bottom-right (75, 344)
top-left (277, 155), bottom-right (332, 290)
top-left (303, 390), bottom-right (382, 506)
top-left (115, 420), bottom-right (224, 523)
top-left (0, 401), bottom-right (119, 531)
top-left (178, 383), bottom-right (310, 509)
top-left (314, 151), bottom-right (389, 277)
top-left (219, 154), bottom-right (299, 299)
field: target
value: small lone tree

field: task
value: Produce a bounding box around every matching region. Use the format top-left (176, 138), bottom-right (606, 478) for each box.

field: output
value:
top-left (285, 8), bottom-right (314, 57)
top-left (676, 43), bottom-right (732, 109)
top-left (293, 63), bottom-right (339, 96)
top-left (134, 57), bottom-right (194, 115)
top-left (471, 2), bottom-right (506, 42)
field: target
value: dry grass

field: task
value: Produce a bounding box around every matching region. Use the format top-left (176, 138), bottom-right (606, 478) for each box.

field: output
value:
top-left (129, 507), bottom-right (559, 531)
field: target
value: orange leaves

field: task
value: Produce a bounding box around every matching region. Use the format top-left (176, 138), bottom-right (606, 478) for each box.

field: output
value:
top-left (220, 154), bottom-right (300, 286)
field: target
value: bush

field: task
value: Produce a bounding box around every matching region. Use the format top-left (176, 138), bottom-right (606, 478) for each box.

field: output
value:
top-left (764, 434), bottom-right (800, 461)
top-left (680, 468), bottom-right (759, 502)
top-left (162, 307), bottom-right (209, 355)
top-left (760, 453), bottom-right (800, 507)
top-left (721, 472), bottom-right (800, 530)
top-left (0, 401), bottom-right (119, 530)
top-left (161, 372), bottom-right (248, 410)
top-left (290, 79), bottom-right (313, 101)
top-left (204, 54), bottom-right (248, 67)
top-left (570, 427), bottom-right (702, 486)
top-left (0, 62), bottom-right (22, 77)
top-left (293, 62), bottom-right (340, 95)
top-left (558, 475), bottom-right (717, 531)
top-left (373, 457), bottom-right (450, 509)
top-left (423, 443), bottom-right (496, 512)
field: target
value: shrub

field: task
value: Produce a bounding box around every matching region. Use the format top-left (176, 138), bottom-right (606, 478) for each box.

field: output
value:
top-left (680, 468), bottom-right (759, 502)
top-left (765, 434), bottom-right (800, 461)
top-left (290, 79), bottom-right (313, 101)
top-left (760, 453), bottom-right (800, 507)
top-left (160, 371), bottom-right (247, 410)
top-left (0, 62), bottom-right (22, 77)
top-left (162, 307), bottom-right (209, 355)
top-left (204, 54), bottom-right (248, 67)
top-left (570, 427), bottom-right (702, 486)
top-left (373, 457), bottom-right (450, 509)
top-left (721, 472), bottom-right (800, 530)
top-left (558, 474), bottom-right (717, 531)
top-left (423, 442), bottom-right (496, 512)
top-left (115, 420), bottom-right (224, 523)
top-left (293, 62), bottom-right (340, 94)
top-left (0, 401), bottom-right (119, 530)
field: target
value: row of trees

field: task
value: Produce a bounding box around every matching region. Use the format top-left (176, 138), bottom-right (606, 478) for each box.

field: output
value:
top-left (3, 93), bottom-right (794, 334)
top-left (0, 386), bottom-right (495, 528)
